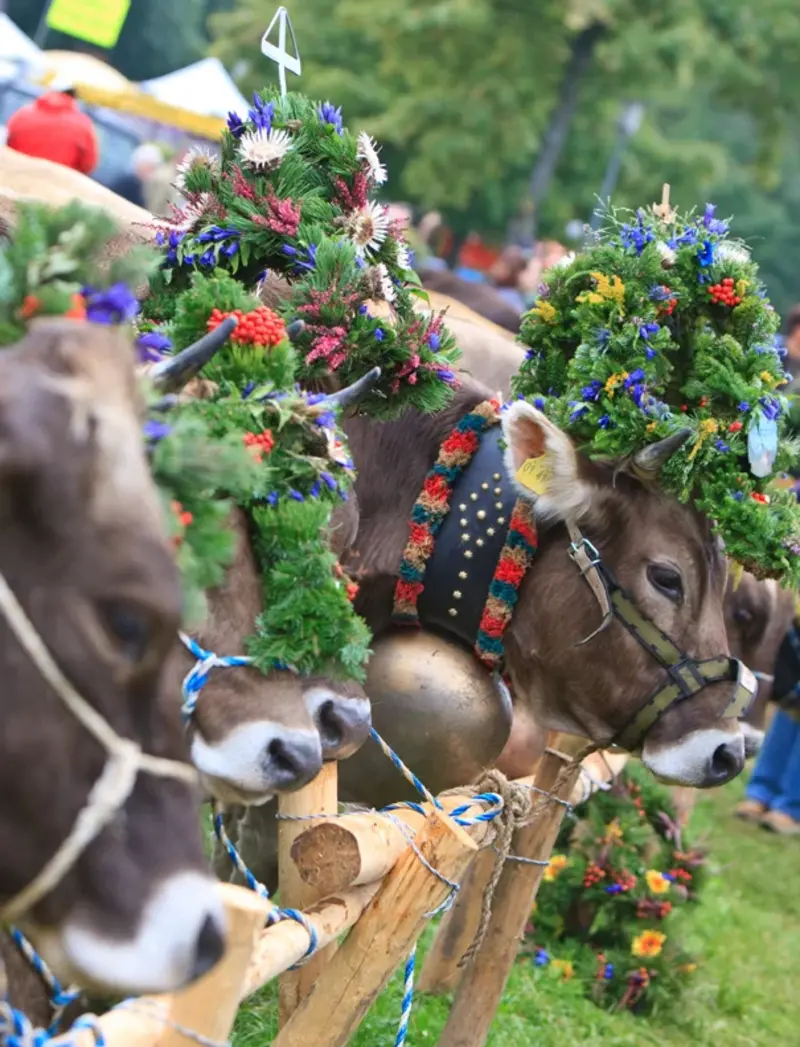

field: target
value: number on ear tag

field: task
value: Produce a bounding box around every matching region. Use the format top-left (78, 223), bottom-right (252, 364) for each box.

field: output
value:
top-left (516, 453), bottom-right (552, 495)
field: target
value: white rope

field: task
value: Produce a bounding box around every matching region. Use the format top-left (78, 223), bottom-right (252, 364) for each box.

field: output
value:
top-left (0, 571), bottom-right (197, 921)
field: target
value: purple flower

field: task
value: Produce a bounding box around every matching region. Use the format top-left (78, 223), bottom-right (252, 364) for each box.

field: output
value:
top-left (85, 283), bottom-right (139, 325)
top-left (702, 203), bottom-right (729, 235)
top-left (715, 439), bottom-right (730, 452)
top-left (534, 949), bottom-right (550, 967)
top-left (598, 414), bottom-right (613, 429)
top-left (289, 489), bottom-right (305, 502)
top-left (375, 328), bottom-right (385, 342)
top-left (428, 332), bottom-right (441, 350)
top-left (638, 322), bottom-right (660, 341)
top-left (321, 471), bottom-right (337, 491)
top-left (317, 101), bottom-right (344, 135)
top-left (136, 330), bottom-right (172, 363)
top-left (437, 369), bottom-right (456, 383)
top-left (227, 111), bottom-right (245, 138)
top-left (142, 419), bottom-right (172, 442)
top-left (581, 380), bottom-right (603, 401)
top-left (697, 240), bottom-right (714, 267)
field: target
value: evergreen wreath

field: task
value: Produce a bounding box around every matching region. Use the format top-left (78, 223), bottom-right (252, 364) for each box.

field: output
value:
top-left (525, 763), bottom-right (707, 1014)
top-left (512, 196), bottom-right (800, 586)
top-left (140, 88), bottom-right (461, 418)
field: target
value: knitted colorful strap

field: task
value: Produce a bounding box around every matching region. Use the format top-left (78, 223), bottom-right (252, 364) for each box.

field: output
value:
top-left (475, 498), bottom-right (538, 670)
top-left (393, 398), bottom-right (502, 625)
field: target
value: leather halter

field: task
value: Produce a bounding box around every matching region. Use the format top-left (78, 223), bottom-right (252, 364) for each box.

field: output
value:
top-left (412, 419), bottom-right (756, 754)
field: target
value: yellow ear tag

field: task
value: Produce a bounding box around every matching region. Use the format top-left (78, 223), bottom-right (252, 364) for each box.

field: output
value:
top-left (729, 560), bottom-right (744, 591)
top-left (516, 453), bottom-right (553, 495)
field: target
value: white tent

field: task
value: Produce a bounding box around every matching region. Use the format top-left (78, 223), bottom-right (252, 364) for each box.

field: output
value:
top-left (0, 14), bottom-right (43, 80)
top-left (140, 57), bottom-right (249, 121)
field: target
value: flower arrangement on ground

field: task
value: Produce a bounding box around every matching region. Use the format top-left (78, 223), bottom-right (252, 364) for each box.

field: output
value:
top-left (141, 89), bottom-right (461, 419)
top-left (524, 763), bottom-right (707, 1014)
top-left (512, 197), bottom-right (800, 585)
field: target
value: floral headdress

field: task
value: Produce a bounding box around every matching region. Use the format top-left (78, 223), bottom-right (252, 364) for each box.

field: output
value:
top-left (140, 88), bottom-right (461, 419)
top-left (512, 196), bottom-right (800, 585)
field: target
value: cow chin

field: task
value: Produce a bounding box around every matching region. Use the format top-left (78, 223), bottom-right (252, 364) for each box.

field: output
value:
top-left (640, 724), bottom-right (746, 787)
top-left (30, 872), bottom-right (226, 995)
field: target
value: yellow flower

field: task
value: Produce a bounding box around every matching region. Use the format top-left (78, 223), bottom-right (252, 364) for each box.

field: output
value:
top-left (551, 958), bottom-right (575, 980)
top-left (646, 421), bottom-right (657, 432)
top-left (604, 371), bottom-right (629, 398)
top-left (688, 418), bottom-right (719, 460)
top-left (760, 370), bottom-right (778, 388)
top-left (605, 819), bottom-right (624, 843)
top-left (645, 870), bottom-right (671, 895)
top-left (578, 271), bottom-right (626, 306)
top-left (736, 278), bottom-right (749, 297)
top-left (543, 854), bottom-right (569, 882)
top-left (530, 300), bottom-right (557, 323)
top-left (631, 930), bottom-right (667, 958)
top-left (677, 962), bottom-right (697, 974)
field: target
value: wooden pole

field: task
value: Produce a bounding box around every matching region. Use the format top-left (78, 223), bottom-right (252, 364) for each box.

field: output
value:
top-left (436, 734), bottom-right (583, 1047)
top-left (50, 884), bottom-right (269, 1047)
top-left (271, 809), bottom-right (478, 1047)
top-left (277, 762), bottom-right (339, 1025)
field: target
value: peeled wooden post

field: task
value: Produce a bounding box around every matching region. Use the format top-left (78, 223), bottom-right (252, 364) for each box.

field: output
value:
top-left (271, 809), bottom-right (478, 1047)
top-left (50, 884), bottom-right (269, 1047)
top-left (277, 762), bottom-right (338, 1025)
top-left (437, 734), bottom-right (583, 1047)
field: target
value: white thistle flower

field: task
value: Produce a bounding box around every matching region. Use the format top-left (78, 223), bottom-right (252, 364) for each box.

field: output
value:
top-left (174, 147), bottom-right (217, 191)
top-left (350, 201), bottom-right (390, 257)
top-left (356, 131), bottom-right (388, 185)
top-left (238, 128), bottom-right (292, 171)
top-left (548, 251), bottom-right (576, 271)
top-left (375, 263), bottom-right (396, 303)
top-left (175, 193), bottom-right (213, 231)
top-left (716, 241), bottom-right (751, 265)
top-left (655, 241), bottom-right (676, 267)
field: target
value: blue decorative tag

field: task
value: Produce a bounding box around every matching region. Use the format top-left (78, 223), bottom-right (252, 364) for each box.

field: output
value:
top-left (748, 413), bottom-right (778, 478)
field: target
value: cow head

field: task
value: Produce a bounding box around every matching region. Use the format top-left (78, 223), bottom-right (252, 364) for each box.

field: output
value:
top-left (0, 320), bottom-right (224, 995)
top-left (501, 401), bottom-right (753, 788)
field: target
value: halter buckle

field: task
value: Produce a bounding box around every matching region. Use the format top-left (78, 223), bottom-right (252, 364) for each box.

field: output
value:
top-left (568, 536), bottom-right (601, 568)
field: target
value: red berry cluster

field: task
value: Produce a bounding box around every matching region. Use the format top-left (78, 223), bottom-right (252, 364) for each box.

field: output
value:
top-left (615, 868), bottom-right (637, 892)
top-left (170, 500), bottom-right (193, 548)
top-left (583, 862), bottom-right (605, 887)
top-left (669, 867), bottom-right (692, 884)
top-left (728, 420), bottom-right (743, 433)
top-left (243, 429), bottom-right (276, 461)
top-left (207, 306), bottom-right (286, 347)
top-left (636, 899), bottom-right (672, 920)
top-left (708, 277), bottom-right (741, 307)
top-left (656, 287), bottom-right (678, 316)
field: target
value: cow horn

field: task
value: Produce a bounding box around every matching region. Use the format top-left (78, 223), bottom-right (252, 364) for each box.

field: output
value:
top-left (323, 366), bottom-right (382, 410)
top-left (286, 319), bottom-right (305, 342)
top-left (631, 428), bottom-right (692, 480)
top-left (149, 316), bottom-right (237, 392)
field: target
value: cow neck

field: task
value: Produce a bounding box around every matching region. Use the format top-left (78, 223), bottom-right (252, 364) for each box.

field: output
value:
top-left (392, 399), bottom-right (537, 671)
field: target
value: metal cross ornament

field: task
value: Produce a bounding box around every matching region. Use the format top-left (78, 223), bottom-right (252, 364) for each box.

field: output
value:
top-left (261, 6), bottom-right (301, 97)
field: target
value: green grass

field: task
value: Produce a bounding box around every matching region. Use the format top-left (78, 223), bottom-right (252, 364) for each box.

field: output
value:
top-left (234, 775), bottom-right (800, 1046)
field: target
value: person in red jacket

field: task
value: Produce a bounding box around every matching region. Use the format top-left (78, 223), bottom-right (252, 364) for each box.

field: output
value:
top-left (6, 80), bottom-right (99, 176)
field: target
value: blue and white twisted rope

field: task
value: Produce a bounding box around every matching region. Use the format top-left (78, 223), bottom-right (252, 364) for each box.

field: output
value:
top-left (179, 634), bottom-right (253, 721)
top-left (394, 947), bottom-right (416, 1047)
top-left (8, 930), bottom-right (82, 1035)
top-left (0, 1002), bottom-right (103, 1047)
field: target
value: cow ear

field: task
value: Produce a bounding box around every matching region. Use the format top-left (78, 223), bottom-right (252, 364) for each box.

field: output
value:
top-left (501, 400), bottom-right (595, 524)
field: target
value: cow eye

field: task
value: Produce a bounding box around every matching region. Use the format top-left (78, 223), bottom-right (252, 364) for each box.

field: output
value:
top-left (734, 607), bottom-right (753, 625)
top-left (100, 601), bottom-right (153, 662)
top-left (647, 564), bottom-right (683, 602)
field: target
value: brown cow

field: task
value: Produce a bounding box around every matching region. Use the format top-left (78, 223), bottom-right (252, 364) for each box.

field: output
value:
top-left (0, 320), bottom-right (226, 997)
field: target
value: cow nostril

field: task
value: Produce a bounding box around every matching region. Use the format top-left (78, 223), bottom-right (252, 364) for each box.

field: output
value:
top-left (267, 738), bottom-right (299, 780)
top-left (316, 700), bottom-right (344, 750)
top-left (190, 914), bottom-right (225, 982)
top-left (263, 735), bottom-right (322, 789)
top-left (707, 741), bottom-right (744, 784)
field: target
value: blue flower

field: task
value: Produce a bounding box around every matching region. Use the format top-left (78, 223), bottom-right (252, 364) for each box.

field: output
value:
top-left (314, 411), bottom-right (336, 429)
top-left (199, 249), bottom-right (216, 268)
top-left (282, 244), bottom-right (298, 257)
top-left (182, 253), bottom-right (196, 267)
top-left (595, 327), bottom-right (611, 348)
top-left (223, 240), bottom-right (239, 257)
top-left (248, 94), bottom-right (274, 132)
top-left (227, 111), bottom-right (245, 138)
top-left (581, 380), bottom-right (603, 402)
top-left (759, 396), bottom-right (782, 421)
top-left (289, 489), bottom-right (305, 502)
top-left (715, 439), bottom-right (730, 452)
top-left (155, 231), bottom-right (166, 246)
top-left (317, 101), bottom-right (344, 135)
top-left (649, 285), bottom-right (673, 302)
top-left (306, 392), bottom-right (327, 405)
top-left (321, 471), bottom-right (337, 491)
top-left (375, 328), bottom-right (385, 342)
top-left (624, 369), bottom-right (646, 388)
top-left (598, 414), bottom-right (613, 429)
top-left (354, 256), bottom-right (366, 270)
top-left (267, 491), bottom-right (279, 506)
top-left (732, 490), bottom-right (744, 501)
top-left (84, 283), bottom-right (139, 324)
top-left (568, 402), bottom-right (589, 423)
top-left (645, 347), bottom-right (657, 360)
top-left (620, 210), bottom-right (654, 254)
top-left (702, 203), bottom-right (729, 235)
top-left (358, 304), bottom-right (370, 316)
top-left (668, 226), bottom-right (699, 249)
top-left (604, 963), bottom-right (614, 980)
top-left (142, 419), bottom-right (172, 442)
top-left (437, 369), bottom-right (456, 384)
top-left (534, 949), bottom-right (550, 967)
top-left (310, 481), bottom-right (321, 499)
top-left (428, 332), bottom-right (441, 350)
top-left (533, 396), bottom-right (546, 410)
top-left (525, 349), bottom-right (540, 361)
top-left (241, 381), bottom-right (256, 399)
top-left (738, 401), bottom-right (751, 412)
top-left (339, 485), bottom-right (349, 501)
top-left (135, 330), bottom-right (172, 363)
top-left (605, 883), bottom-right (623, 894)
top-left (630, 384), bottom-right (647, 409)
top-left (638, 322), bottom-right (660, 341)
top-left (697, 240), bottom-right (714, 267)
